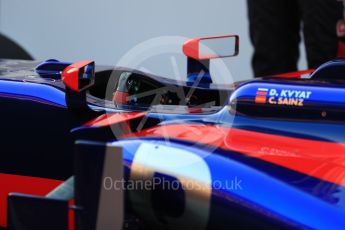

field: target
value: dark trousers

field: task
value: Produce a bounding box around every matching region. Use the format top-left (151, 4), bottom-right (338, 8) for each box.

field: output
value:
top-left (248, 0), bottom-right (344, 76)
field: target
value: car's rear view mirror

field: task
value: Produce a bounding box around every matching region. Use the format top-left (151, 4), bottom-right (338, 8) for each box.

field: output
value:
top-left (183, 35), bottom-right (239, 60)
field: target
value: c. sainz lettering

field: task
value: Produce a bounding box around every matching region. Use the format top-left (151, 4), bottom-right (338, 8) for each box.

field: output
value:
top-left (268, 97), bottom-right (304, 106)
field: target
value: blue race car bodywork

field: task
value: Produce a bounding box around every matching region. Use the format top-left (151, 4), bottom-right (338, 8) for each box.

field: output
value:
top-left (1, 35), bottom-right (345, 230)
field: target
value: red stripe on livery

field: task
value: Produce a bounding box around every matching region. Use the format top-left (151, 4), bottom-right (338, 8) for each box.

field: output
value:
top-left (0, 174), bottom-right (62, 227)
top-left (83, 112), bottom-right (147, 127)
top-left (274, 69), bottom-right (314, 79)
top-left (126, 124), bottom-right (345, 186)
top-left (256, 91), bottom-right (268, 96)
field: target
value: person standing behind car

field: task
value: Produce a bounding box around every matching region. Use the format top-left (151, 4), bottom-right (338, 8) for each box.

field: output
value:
top-left (336, 0), bottom-right (345, 56)
top-left (248, 0), bottom-right (345, 77)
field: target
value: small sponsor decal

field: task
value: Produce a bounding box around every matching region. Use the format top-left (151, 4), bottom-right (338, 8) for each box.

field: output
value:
top-left (255, 88), bottom-right (312, 107)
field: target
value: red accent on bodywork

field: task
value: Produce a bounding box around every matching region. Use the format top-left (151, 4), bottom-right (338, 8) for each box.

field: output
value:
top-left (62, 60), bottom-right (93, 92)
top-left (0, 174), bottom-right (62, 227)
top-left (69, 199), bottom-right (75, 230)
top-left (274, 69), bottom-right (315, 79)
top-left (187, 107), bottom-right (203, 114)
top-left (337, 41), bottom-right (345, 57)
top-left (113, 91), bottom-right (129, 104)
top-left (83, 112), bottom-right (147, 127)
top-left (127, 124), bottom-right (345, 186)
top-left (183, 38), bottom-right (200, 60)
top-left (183, 35), bottom-right (239, 60)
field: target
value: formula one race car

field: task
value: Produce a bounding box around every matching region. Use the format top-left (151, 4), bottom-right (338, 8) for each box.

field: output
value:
top-left (0, 34), bottom-right (345, 230)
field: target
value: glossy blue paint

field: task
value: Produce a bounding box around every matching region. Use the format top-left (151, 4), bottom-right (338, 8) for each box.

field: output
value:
top-left (187, 73), bottom-right (212, 85)
top-left (116, 139), bottom-right (345, 229)
top-left (118, 134), bottom-right (345, 206)
top-left (310, 58), bottom-right (345, 79)
top-left (0, 80), bottom-right (66, 107)
top-left (35, 60), bottom-right (72, 80)
top-left (35, 60), bottom-right (71, 73)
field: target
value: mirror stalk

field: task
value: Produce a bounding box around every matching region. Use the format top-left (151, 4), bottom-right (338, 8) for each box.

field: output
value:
top-left (187, 58), bottom-right (212, 84)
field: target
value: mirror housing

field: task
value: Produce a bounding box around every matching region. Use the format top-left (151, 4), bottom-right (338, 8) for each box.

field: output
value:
top-left (183, 35), bottom-right (239, 60)
top-left (62, 60), bottom-right (95, 92)
top-left (62, 60), bottom-right (100, 120)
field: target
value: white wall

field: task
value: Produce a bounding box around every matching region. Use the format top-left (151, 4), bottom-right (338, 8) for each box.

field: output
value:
top-left (0, 0), bottom-right (306, 83)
